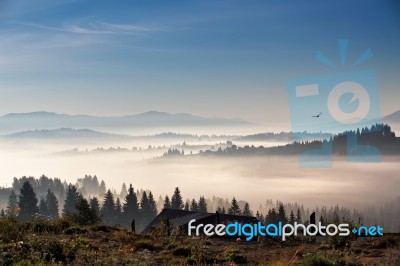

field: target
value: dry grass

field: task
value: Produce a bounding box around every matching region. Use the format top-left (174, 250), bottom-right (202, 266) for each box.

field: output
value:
top-left (0, 218), bottom-right (399, 265)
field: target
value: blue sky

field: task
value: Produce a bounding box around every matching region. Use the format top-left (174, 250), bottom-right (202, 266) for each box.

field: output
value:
top-left (0, 0), bottom-right (399, 125)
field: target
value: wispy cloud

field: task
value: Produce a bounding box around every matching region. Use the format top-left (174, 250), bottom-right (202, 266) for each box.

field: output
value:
top-left (12, 20), bottom-right (168, 35)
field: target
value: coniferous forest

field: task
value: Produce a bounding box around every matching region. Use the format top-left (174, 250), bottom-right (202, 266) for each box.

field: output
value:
top-left (1, 174), bottom-right (399, 234)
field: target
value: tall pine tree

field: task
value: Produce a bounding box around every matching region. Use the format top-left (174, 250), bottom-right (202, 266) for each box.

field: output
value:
top-left (120, 183), bottom-right (128, 198)
top-left (163, 195), bottom-right (171, 209)
top-left (90, 197), bottom-right (100, 216)
top-left (148, 191), bottom-right (158, 217)
top-left (242, 202), bottom-right (252, 216)
top-left (289, 210), bottom-right (296, 225)
top-left (171, 187), bottom-right (184, 210)
top-left (115, 198), bottom-right (122, 224)
top-left (45, 189), bottom-right (59, 219)
top-left (296, 208), bottom-right (302, 223)
top-left (228, 197), bottom-right (241, 215)
top-left (101, 190), bottom-right (116, 225)
top-left (39, 197), bottom-right (48, 216)
top-left (139, 191), bottom-right (156, 228)
top-left (277, 204), bottom-right (288, 224)
top-left (123, 184), bottom-right (139, 227)
top-left (18, 181), bottom-right (39, 222)
top-left (198, 196), bottom-right (207, 213)
top-left (63, 185), bottom-right (81, 216)
top-left (190, 199), bottom-right (198, 211)
top-left (73, 198), bottom-right (99, 225)
top-left (6, 190), bottom-right (18, 218)
top-left (184, 201), bottom-right (190, 211)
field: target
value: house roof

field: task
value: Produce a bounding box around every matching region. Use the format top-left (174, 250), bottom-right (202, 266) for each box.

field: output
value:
top-left (140, 208), bottom-right (257, 235)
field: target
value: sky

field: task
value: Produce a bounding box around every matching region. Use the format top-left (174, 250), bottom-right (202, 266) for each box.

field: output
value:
top-left (0, 0), bottom-right (399, 126)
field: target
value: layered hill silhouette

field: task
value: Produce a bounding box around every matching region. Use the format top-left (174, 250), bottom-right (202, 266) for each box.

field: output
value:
top-left (194, 124), bottom-right (400, 156)
top-left (2, 128), bottom-right (132, 141)
top-left (383, 110), bottom-right (400, 123)
top-left (0, 111), bottom-right (254, 134)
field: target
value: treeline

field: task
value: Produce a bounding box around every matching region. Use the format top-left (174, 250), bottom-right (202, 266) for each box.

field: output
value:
top-left (1, 176), bottom-right (399, 233)
top-left (197, 124), bottom-right (400, 156)
top-left (2, 181), bottom-right (157, 232)
top-left (238, 131), bottom-right (331, 142)
top-left (0, 178), bottom-right (256, 233)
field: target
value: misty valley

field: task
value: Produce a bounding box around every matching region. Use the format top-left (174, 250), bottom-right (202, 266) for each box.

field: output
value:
top-left (0, 112), bottom-right (399, 265)
top-left (0, 112), bottom-right (399, 235)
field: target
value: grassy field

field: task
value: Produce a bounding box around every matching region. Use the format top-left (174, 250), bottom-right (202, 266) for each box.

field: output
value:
top-left (0, 218), bottom-right (399, 265)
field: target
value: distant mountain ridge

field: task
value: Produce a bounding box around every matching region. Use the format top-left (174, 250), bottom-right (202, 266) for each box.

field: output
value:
top-left (383, 110), bottom-right (400, 122)
top-left (3, 128), bottom-right (132, 140)
top-left (0, 111), bottom-right (254, 134)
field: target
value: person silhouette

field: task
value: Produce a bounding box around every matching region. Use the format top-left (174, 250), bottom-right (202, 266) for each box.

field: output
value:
top-left (131, 218), bottom-right (136, 234)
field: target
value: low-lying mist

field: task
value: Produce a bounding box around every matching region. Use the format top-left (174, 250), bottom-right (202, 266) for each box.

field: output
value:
top-left (1, 139), bottom-right (398, 212)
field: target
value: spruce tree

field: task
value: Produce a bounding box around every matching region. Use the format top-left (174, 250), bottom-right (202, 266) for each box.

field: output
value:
top-left (6, 190), bottom-right (18, 218)
top-left (39, 197), bottom-right (48, 216)
top-left (198, 196), bottom-right (207, 213)
top-left (289, 210), bottom-right (296, 225)
top-left (90, 197), bottom-right (100, 216)
top-left (184, 201), bottom-right (190, 211)
top-left (18, 181), bottom-right (39, 222)
top-left (99, 180), bottom-right (106, 196)
top-left (265, 208), bottom-right (278, 224)
top-left (296, 208), bottom-right (302, 223)
top-left (222, 207), bottom-right (226, 214)
top-left (190, 199), bottom-right (198, 211)
top-left (277, 204), bottom-right (288, 224)
top-left (228, 197), bottom-right (241, 215)
top-left (63, 185), bottom-right (81, 216)
top-left (319, 215), bottom-right (325, 226)
top-left (120, 183), bottom-right (128, 198)
top-left (101, 190), bottom-right (116, 225)
top-left (147, 191), bottom-right (158, 218)
top-left (73, 198), bottom-right (99, 225)
top-left (45, 189), bottom-right (59, 219)
top-left (170, 187), bottom-right (184, 210)
top-left (122, 184), bottom-right (139, 227)
top-left (242, 202), bottom-right (252, 216)
top-left (163, 195), bottom-right (171, 209)
top-left (115, 198), bottom-right (122, 224)
top-left (139, 191), bottom-right (151, 227)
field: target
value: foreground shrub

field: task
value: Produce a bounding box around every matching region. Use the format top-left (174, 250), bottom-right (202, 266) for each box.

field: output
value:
top-left (0, 218), bottom-right (24, 243)
top-left (172, 246), bottom-right (191, 257)
top-left (64, 226), bottom-right (88, 235)
top-left (302, 254), bottom-right (334, 266)
top-left (133, 240), bottom-right (161, 251)
top-left (223, 245), bottom-right (247, 264)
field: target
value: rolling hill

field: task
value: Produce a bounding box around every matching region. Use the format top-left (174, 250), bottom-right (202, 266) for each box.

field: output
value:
top-left (0, 111), bottom-right (254, 134)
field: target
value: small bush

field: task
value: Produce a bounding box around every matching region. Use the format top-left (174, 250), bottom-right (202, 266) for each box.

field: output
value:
top-left (328, 234), bottom-right (352, 249)
top-left (90, 224), bottom-right (116, 232)
top-left (223, 245), bottom-right (248, 264)
top-left (0, 218), bottom-right (24, 243)
top-left (50, 218), bottom-right (72, 232)
top-left (133, 240), bottom-right (161, 251)
top-left (71, 237), bottom-right (91, 250)
top-left (44, 239), bottom-right (66, 263)
top-left (163, 239), bottom-right (177, 250)
top-left (172, 246), bottom-right (191, 257)
top-left (28, 218), bottom-right (71, 234)
top-left (64, 226), bottom-right (88, 235)
top-left (302, 254), bottom-right (333, 266)
top-left (111, 230), bottom-right (135, 243)
top-left (370, 236), bottom-right (397, 249)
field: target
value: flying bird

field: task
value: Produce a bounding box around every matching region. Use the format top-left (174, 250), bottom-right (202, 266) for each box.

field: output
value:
top-left (312, 112), bottom-right (322, 118)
